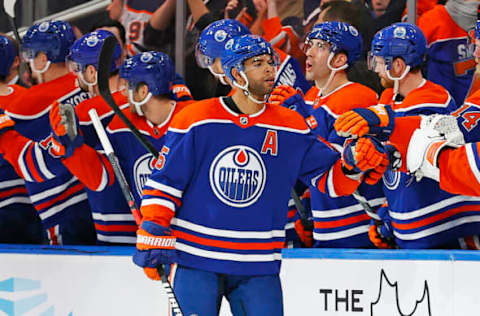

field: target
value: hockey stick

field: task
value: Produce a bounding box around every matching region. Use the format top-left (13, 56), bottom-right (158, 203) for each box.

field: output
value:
top-left (4, 0), bottom-right (21, 43)
top-left (4, 0), bottom-right (32, 87)
top-left (98, 36), bottom-right (159, 157)
top-left (97, 36), bottom-right (183, 316)
top-left (88, 109), bottom-right (142, 225)
top-left (351, 190), bottom-right (381, 221)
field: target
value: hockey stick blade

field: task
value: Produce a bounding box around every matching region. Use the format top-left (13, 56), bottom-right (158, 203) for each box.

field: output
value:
top-left (97, 36), bottom-right (159, 158)
top-left (4, 0), bottom-right (17, 19)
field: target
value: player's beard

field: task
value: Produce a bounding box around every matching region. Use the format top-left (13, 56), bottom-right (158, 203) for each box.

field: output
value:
top-left (249, 79), bottom-right (275, 101)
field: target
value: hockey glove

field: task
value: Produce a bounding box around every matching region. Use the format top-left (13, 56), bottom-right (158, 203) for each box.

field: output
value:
top-left (334, 105), bottom-right (395, 141)
top-left (368, 205), bottom-right (395, 249)
top-left (0, 110), bottom-right (15, 136)
top-left (49, 101), bottom-right (83, 157)
top-left (294, 218), bottom-right (313, 248)
top-left (269, 85), bottom-right (309, 118)
top-left (342, 136), bottom-right (388, 174)
top-left (133, 220), bottom-right (176, 281)
top-left (364, 144), bottom-right (401, 185)
top-left (170, 73), bottom-right (193, 102)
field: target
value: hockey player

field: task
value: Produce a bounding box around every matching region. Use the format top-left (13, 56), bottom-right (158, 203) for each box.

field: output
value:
top-left (132, 34), bottom-right (387, 315)
top-left (335, 23), bottom-right (480, 250)
top-left (270, 21), bottom-right (386, 248)
top-left (418, 0), bottom-right (479, 105)
top-left (1, 20), bottom-right (96, 245)
top-left (0, 35), bottom-right (43, 243)
top-left (195, 19), bottom-right (311, 96)
top-left (49, 51), bottom-right (194, 244)
top-left (335, 20), bottom-right (480, 201)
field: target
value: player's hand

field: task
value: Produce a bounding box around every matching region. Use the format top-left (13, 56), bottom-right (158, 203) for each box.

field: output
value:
top-left (342, 136), bottom-right (388, 174)
top-left (364, 144), bottom-right (401, 185)
top-left (170, 73), bottom-right (193, 102)
top-left (269, 85), bottom-right (309, 118)
top-left (368, 204), bottom-right (395, 249)
top-left (133, 220), bottom-right (177, 281)
top-left (334, 105), bottom-right (395, 141)
top-left (49, 101), bottom-right (83, 157)
top-left (294, 218), bottom-right (313, 248)
top-left (0, 110), bottom-right (15, 136)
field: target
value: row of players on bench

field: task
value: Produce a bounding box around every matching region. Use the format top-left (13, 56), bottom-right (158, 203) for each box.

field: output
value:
top-left (1, 18), bottom-right (480, 253)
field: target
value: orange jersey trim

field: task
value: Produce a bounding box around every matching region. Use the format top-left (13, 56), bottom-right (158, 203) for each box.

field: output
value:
top-left (172, 229), bottom-right (285, 251)
top-left (314, 213), bottom-right (370, 229)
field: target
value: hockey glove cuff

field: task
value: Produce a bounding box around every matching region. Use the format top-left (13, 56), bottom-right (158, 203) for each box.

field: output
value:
top-left (49, 101), bottom-right (83, 157)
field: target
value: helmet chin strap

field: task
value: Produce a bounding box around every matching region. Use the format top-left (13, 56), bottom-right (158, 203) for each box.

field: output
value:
top-left (208, 66), bottom-right (228, 85)
top-left (232, 71), bottom-right (266, 104)
top-left (129, 89), bottom-right (153, 116)
top-left (319, 52), bottom-right (348, 96)
top-left (386, 64), bottom-right (410, 95)
top-left (78, 71), bottom-right (98, 96)
top-left (29, 60), bottom-right (51, 84)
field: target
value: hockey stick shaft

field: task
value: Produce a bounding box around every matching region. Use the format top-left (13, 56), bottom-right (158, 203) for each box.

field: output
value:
top-left (97, 38), bottom-right (183, 316)
top-left (98, 36), bottom-right (159, 158)
top-left (351, 190), bottom-right (381, 221)
top-left (88, 109), bottom-right (142, 225)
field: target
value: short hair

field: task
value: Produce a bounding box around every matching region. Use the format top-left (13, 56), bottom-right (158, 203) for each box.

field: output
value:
top-left (320, 0), bottom-right (360, 27)
top-left (89, 18), bottom-right (126, 47)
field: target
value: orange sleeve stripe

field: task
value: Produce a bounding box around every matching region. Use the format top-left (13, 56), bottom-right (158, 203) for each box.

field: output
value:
top-left (0, 187), bottom-right (28, 199)
top-left (172, 230), bottom-right (284, 251)
top-left (389, 116), bottom-right (422, 172)
top-left (140, 204), bottom-right (175, 228)
top-left (35, 183), bottom-right (85, 210)
top-left (392, 205), bottom-right (480, 230)
top-left (329, 160), bottom-right (362, 196)
top-left (142, 189), bottom-right (181, 207)
top-left (287, 209), bottom-right (296, 218)
top-left (314, 213), bottom-right (370, 229)
top-left (25, 143), bottom-right (44, 183)
top-left (438, 146), bottom-right (480, 196)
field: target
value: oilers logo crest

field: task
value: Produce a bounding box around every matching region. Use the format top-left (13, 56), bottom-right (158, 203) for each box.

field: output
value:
top-left (209, 145), bottom-right (266, 208)
top-left (383, 169), bottom-right (401, 191)
top-left (133, 153), bottom-right (155, 197)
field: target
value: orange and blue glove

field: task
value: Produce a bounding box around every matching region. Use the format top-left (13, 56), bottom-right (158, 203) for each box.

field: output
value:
top-left (269, 85), bottom-right (309, 118)
top-left (170, 73), bottom-right (193, 102)
top-left (133, 220), bottom-right (177, 280)
top-left (294, 218), bottom-right (313, 248)
top-left (342, 136), bottom-right (388, 175)
top-left (334, 105), bottom-right (395, 141)
top-left (368, 204), bottom-right (396, 249)
top-left (49, 101), bottom-right (83, 157)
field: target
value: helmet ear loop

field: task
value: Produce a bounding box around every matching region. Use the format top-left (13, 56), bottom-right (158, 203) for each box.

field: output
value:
top-left (385, 64), bottom-right (410, 95)
top-left (232, 70), bottom-right (265, 105)
top-left (128, 89), bottom-right (152, 116)
top-left (29, 59), bottom-right (51, 84)
top-left (77, 69), bottom-right (98, 96)
top-left (207, 65), bottom-right (228, 85)
top-left (320, 52), bottom-right (348, 96)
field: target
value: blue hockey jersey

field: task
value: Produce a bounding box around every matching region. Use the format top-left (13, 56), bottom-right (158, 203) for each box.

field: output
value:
top-left (419, 5), bottom-right (476, 105)
top-left (140, 97), bottom-right (363, 275)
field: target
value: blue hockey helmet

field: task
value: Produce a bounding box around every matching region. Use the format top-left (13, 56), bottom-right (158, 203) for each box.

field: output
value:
top-left (67, 30), bottom-right (122, 74)
top-left (475, 20), bottom-right (480, 40)
top-left (21, 20), bottom-right (76, 63)
top-left (221, 34), bottom-right (279, 84)
top-left (370, 22), bottom-right (427, 70)
top-left (0, 35), bottom-right (17, 77)
top-left (120, 51), bottom-right (175, 96)
top-left (195, 19), bottom-right (251, 69)
top-left (305, 21), bottom-right (363, 67)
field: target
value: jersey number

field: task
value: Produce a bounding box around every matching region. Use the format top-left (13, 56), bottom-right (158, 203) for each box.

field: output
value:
top-left (155, 146), bottom-right (170, 170)
top-left (128, 21), bottom-right (147, 42)
top-left (461, 111), bottom-right (480, 131)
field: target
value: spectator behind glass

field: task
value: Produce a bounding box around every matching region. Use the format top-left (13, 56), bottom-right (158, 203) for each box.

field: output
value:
top-left (365, 0), bottom-right (406, 33)
top-left (106, 0), bottom-right (176, 57)
top-left (318, 0), bottom-right (383, 94)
